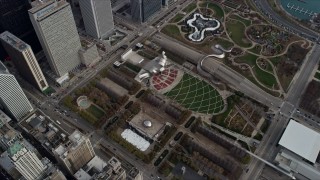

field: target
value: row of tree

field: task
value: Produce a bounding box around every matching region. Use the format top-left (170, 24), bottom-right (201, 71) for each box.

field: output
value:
top-left (180, 135), bottom-right (239, 174)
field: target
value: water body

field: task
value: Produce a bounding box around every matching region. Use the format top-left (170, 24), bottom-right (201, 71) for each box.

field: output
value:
top-left (280, 0), bottom-right (320, 20)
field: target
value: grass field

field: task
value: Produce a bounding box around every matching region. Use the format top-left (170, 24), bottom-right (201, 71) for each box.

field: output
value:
top-left (87, 105), bottom-right (105, 119)
top-left (253, 66), bottom-right (278, 88)
top-left (215, 38), bottom-right (234, 49)
top-left (226, 20), bottom-right (252, 48)
top-left (164, 74), bottom-right (224, 114)
top-left (170, 13), bottom-right (185, 23)
top-left (183, 3), bottom-right (197, 13)
top-left (234, 53), bottom-right (277, 89)
top-left (199, 2), bottom-right (224, 18)
top-left (229, 15), bottom-right (251, 26)
top-left (235, 53), bottom-right (258, 66)
top-left (248, 45), bottom-right (261, 55)
top-left (161, 25), bottom-right (181, 40)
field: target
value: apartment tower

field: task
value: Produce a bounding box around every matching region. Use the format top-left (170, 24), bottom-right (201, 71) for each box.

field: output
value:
top-left (8, 142), bottom-right (46, 180)
top-left (28, 0), bottom-right (81, 78)
top-left (54, 130), bottom-right (95, 174)
top-left (0, 31), bottom-right (49, 92)
top-left (79, 0), bottom-right (114, 39)
top-left (0, 62), bottom-right (33, 121)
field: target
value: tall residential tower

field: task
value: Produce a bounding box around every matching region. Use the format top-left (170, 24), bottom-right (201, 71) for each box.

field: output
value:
top-left (29, 0), bottom-right (81, 79)
top-left (54, 130), bottom-right (95, 174)
top-left (8, 142), bottom-right (46, 180)
top-left (0, 62), bottom-right (33, 121)
top-left (79, 0), bottom-right (114, 39)
top-left (0, 31), bottom-right (49, 92)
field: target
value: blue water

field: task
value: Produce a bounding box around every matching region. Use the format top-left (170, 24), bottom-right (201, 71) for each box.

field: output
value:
top-left (280, 0), bottom-right (320, 20)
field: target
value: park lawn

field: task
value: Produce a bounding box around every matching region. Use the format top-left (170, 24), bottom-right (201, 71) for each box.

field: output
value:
top-left (315, 72), bottom-right (320, 80)
top-left (170, 13), bottom-right (185, 23)
top-left (199, 2), bottom-right (224, 18)
top-left (235, 52), bottom-right (258, 66)
top-left (183, 3), bottom-right (197, 13)
top-left (264, 60), bottom-right (274, 73)
top-left (228, 63), bottom-right (281, 96)
top-left (229, 14), bottom-right (251, 26)
top-left (226, 20), bottom-right (252, 48)
top-left (164, 74), bottom-right (224, 114)
top-left (215, 38), bottom-right (234, 49)
top-left (248, 45), bottom-right (261, 55)
top-left (161, 25), bottom-right (181, 39)
top-left (253, 66), bottom-right (278, 89)
top-left (87, 105), bottom-right (105, 119)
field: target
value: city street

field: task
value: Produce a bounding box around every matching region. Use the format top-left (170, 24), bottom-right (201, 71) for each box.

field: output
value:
top-left (14, 0), bottom-right (320, 179)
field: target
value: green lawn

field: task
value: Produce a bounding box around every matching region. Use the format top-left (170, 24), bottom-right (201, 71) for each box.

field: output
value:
top-left (235, 53), bottom-right (277, 88)
top-left (87, 105), bottom-right (105, 119)
top-left (183, 3), bottom-right (197, 13)
top-left (235, 53), bottom-right (258, 66)
top-left (199, 2), bottom-right (224, 19)
top-left (265, 61), bottom-right (274, 73)
top-left (164, 74), bottom-right (224, 114)
top-left (170, 13), bottom-right (185, 23)
top-left (215, 38), bottom-right (234, 49)
top-left (229, 15), bottom-right (251, 26)
top-left (253, 66), bottom-right (278, 88)
top-left (42, 86), bottom-right (55, 95)
top-left (226, 20), bottom-right (252, 48)
top-left (248, 45), bottom-right (261, 55)
top-left (161, 25), bottom-right (181, 40)
top-left (315, 72), bottom-right (320, 80)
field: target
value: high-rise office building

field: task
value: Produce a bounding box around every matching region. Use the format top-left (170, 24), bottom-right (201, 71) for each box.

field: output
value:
top-left (162, 0), bottom-right (177, 6)
top-left (54, 130), bottom-right (95, 174)
top-left (79, 0), bottom-right (114, 39)
top-left (0, 31), bottom-right (49, 92)
top-left (0, 62), bottom-right (33, 121)
top-left (0, 0), bottom-right (42, 60)
top-left (8, 142), bottom-right (46, 180)
top-left (131, 0), bottom-right (162, 22)
top-left (29, 0), bottom-right (82, 78)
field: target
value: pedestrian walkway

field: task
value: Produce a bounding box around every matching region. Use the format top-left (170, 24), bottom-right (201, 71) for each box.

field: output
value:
top-left (207, 120), bottom-right (260, 146)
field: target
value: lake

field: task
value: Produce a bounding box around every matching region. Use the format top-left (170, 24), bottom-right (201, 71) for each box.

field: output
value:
top-left (280, 0), bottom-right (320, 20)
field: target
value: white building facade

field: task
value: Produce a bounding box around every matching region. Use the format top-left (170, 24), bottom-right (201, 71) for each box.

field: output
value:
top-left (0, 62), bottom-right (33, 121)
top-left (29, 0), bottom-right (82, 78)
top-left (9, 143), bottom-right (46, 180)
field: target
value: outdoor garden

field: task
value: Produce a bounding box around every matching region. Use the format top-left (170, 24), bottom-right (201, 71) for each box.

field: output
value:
top-left (160, 0), bottom-right (312, 97)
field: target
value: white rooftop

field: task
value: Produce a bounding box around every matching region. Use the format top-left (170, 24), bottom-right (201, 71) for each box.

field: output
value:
top-left (279, 120), bottom-right (320, 163)
top-left (121, 129), bottom-right (150, 151)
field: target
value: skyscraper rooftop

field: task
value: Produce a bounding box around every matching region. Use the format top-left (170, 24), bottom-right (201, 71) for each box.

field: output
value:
top-left (7, 142), bottom-right (24, 157)
top-left (0, 31), bottom-right (29, 52)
